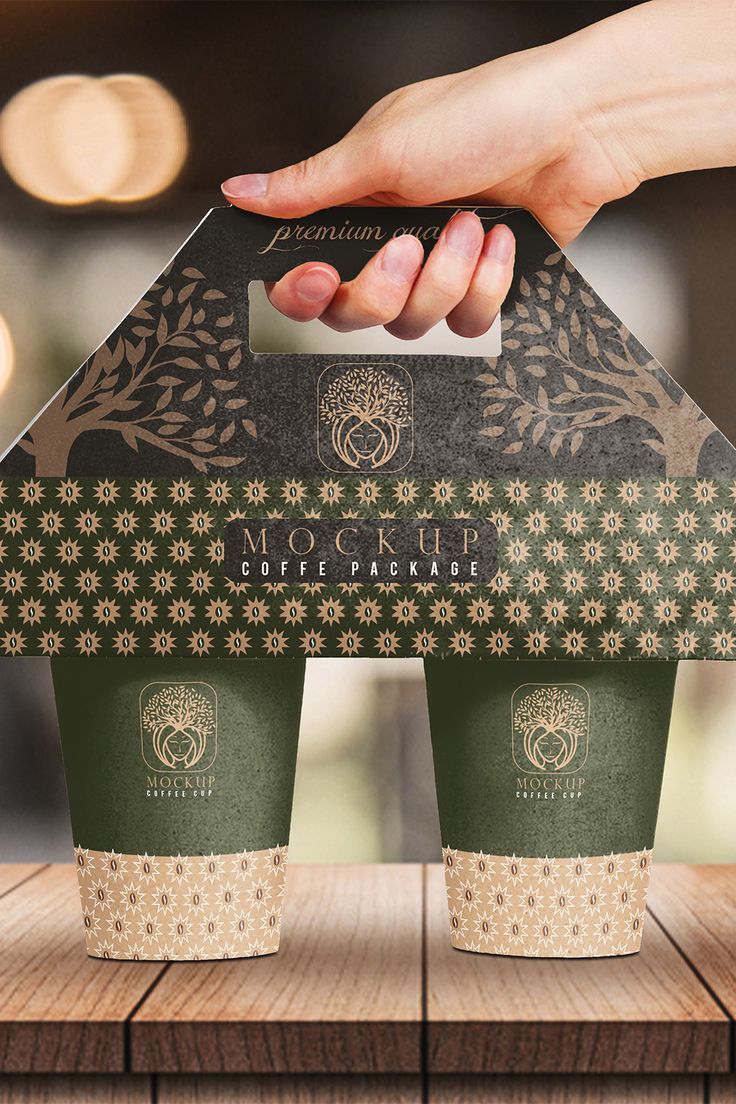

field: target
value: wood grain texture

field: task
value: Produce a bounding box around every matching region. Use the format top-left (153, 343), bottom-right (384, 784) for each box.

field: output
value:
top-left (0, 863), bottom-right (733, 1084)
top-left (649, 866), bottom-right (736, 1017)
top-left (710, 1075), bottom-right (736, 1103)
top-left (0, 867), bottom-right (42, 899)
top-left (131, 864), bottom-right (423, 1074)
top-left (0, 866), bottom-right (164, 1074)
top-left (157, 1074), bottom-right (421, 1102)
top-left (425, 865), bottom-right (729, 1075)
top-left (428, 1074), bottom-right (705, 1102)
top-left (0, 1075), bottom-right (151, 1102)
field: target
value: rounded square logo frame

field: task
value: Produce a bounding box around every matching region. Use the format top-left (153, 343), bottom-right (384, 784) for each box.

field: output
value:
top-left (139, 681), bottom-right (218, 773)
top-left (511, 682), bottom-right (590, 775)
top-left (317, 361), bottom-right (414, 473)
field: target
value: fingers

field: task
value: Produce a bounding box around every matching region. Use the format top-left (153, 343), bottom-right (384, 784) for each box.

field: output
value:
top-left (265, 263), bottom-right (340, 322)
top-left (384, 211), bottom-right (485, 340)
top-left (320, 235), bottom-right (424, 331)
top-left (446, 224), bottom-right (515, 337)
top-left (264, 235), bottom-right (424, 332)
top-left (263, 215), bottom-right (515, 340)
top-left (222, 135), bottom-right (382, 217)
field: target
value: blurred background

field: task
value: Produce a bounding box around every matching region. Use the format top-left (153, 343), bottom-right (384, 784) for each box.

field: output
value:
top-left (0, 0), bottom-right (734, 864)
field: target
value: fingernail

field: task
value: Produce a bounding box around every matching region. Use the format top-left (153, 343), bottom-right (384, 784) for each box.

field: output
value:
top-left (294, 268), bottom-right (338, 303)
top-left (379, 235), bottom-right (423, 284)
top-left (484, 225), bottom-right (514, 264)
top-left (221, 173), bottom-right (269, 199)
top-left (445, 213), bottom-right (484, 259)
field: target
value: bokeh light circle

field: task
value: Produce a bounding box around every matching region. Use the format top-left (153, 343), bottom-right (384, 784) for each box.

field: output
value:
top-left (0, 75), bottom-right (93, 204)
top-left (55, 78), bottom-right (135, 200)
top-left (0, 314), bottom-right (15, 394)
top-left (100, 75), bottom-right (188, 203)
top-left (0, 74), bottom-right (187, 205)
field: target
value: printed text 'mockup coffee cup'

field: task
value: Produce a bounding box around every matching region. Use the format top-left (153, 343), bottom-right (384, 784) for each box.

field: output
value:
top-left (52, 657), bottom-right (304, 960)
top-left (425, 659), bottom-right (676, 958)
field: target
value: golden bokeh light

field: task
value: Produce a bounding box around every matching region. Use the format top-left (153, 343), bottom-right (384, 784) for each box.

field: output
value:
top-left (0, 75), bottom-right (93, 205)
top-left (0, 75), bottom-right (187, 205)
top-left (0, 314), bottom-right (15, 395)
top-left (55, 78), bottom-right (134, 201)
top-left (100, 75), bottom-right (188, 203)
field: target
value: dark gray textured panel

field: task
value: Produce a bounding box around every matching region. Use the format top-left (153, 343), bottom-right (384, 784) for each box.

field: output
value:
top-left (2, 205), bottom-right (732, 479)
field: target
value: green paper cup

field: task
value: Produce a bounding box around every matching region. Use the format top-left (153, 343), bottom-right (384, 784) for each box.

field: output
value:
top-left (424, 660), bottom-right (676, 958)
top-left (51, 657), bottom-right (305, 961)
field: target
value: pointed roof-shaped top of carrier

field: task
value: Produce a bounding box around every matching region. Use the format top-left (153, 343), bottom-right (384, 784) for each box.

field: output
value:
top-left (0, 206), bottom-right (734, 659)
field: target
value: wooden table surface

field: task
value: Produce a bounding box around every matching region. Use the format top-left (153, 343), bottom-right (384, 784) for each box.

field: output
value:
top-left (0, 862), bottom-right (734, 1103)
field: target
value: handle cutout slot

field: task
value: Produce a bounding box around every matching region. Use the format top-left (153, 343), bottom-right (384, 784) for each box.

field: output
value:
top-left (248, 281), bottom-right (501, 357)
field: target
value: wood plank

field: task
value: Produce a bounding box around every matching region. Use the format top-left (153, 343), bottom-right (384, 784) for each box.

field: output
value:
top-left (0, 867), bottom-right (43, 899)
top-left (157, 1074), bottom-right (421, 1102)
top-left (428, 1074), bottom-right (704, 1102)
top-left (425, 864), bottom-right (729, 1075)
top-left (711, 1075), bottom-right (736, 1103)
top-left (649, 866), bottom-right (736, 1017)
top-left (0, 1075), bottom-right (151, 1102)
top-left (0, 866), bottom-right (165, 1074)
top-left (131, 864), bottom-right (423, 1074)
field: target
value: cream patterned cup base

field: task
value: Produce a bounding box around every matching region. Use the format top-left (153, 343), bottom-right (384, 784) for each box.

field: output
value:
top-left (442, 846), bottom-right (653, 958)
top-left (74, 844), bottom-right (288, 960)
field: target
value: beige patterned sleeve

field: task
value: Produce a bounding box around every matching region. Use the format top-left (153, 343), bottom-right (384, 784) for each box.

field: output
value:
top-left (442, 846), bottom-right (652, 957)
top-left (74, 844), bottom-right (288, 960)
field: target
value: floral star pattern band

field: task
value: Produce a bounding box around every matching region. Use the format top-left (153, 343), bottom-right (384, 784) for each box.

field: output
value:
top-left (442, 846), bottom-right (653, 957)
top-left (1, 475), bottom-right (734, 658)
top-left (74, 844), bottom-right (287, 960)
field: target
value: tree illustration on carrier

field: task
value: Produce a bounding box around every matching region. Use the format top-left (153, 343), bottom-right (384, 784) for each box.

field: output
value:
top-left (18, 266), bottom-right (256, 476)
top-left (320, 365), bottom-right (410, 469)
top-left (477, 251), bottom-right (717, 475)
top-left (513, 686), bottom-right (587, 772)
top-left (142, 685), bottom-right (215, 770)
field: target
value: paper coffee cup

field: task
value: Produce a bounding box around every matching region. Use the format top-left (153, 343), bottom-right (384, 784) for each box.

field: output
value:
top-left (425, 659), bottom-right (676, 958)
top-left (51, 657), bottom-right (305, 961)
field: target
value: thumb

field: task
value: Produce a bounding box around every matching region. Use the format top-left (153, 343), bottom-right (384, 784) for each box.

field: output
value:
top-left (221, 135), bottom-right (383, 217)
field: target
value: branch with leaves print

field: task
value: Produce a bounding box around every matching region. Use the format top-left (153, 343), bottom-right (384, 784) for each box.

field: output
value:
top-left (477, 251), bottom-right (716, 475)
top-left (20, 266), bottom-right (256, 476)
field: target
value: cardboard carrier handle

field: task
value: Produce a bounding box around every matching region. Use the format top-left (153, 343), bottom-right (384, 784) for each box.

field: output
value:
top-left (220, 204), bottom-right (560, 337)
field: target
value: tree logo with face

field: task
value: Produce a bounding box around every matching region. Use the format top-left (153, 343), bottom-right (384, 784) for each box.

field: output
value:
top-left (140, 682), bottom-right (217, 772)
top-left (511, 683), bottom-right (589, 773)
top-left (317, 362), bottom-right (413, 471)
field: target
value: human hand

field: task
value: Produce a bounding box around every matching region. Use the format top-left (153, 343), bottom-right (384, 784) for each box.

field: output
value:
top-left (222, 0), bottom-right (736, 338)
